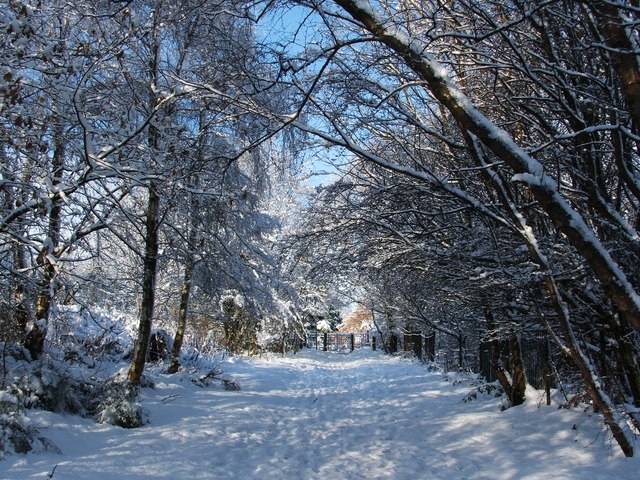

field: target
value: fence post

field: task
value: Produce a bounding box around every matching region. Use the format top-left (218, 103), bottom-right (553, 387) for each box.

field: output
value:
top-left (427, 333), bottom-right (435, 362)
top-left (372, 336), bottom-right (377, 351)
top-left (390, 334), bottom-right (398, 352)
top-left (414, 334), bottom-right (422, 359)
top-left (544, 341), bottom-right (552, 405)
top-left (323, 332), bottom-right (328, 351)
top-left (350, 334), bottom-right (355, 352)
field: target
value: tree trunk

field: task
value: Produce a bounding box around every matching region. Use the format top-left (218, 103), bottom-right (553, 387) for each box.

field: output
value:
top-left (127, 180), bottom-right (160, 384)
top-left (167, 243), bottom-right (194, 374)
top-left (508, 331), bottom-right (527, 407)
top-left (614, 318), bottom-right (640, 409)
top-left (2, 156), bottom-right (31, 339)
top-left (168, 133), bottom-right (202, 373)
top-left (24, 130), bottom-right (64, 359)
top-left (12, 241), bottom-right (29, 335)
top-left (586, 1), bottom-right (640, 137)
top-left (470, 132), bottom-right (635, 454)
top-left (457, 332), bottom-right (465, 371)
top-left (558, 316), bottom-right (635, 457)
top-left (485, 312), bottom-right (526, 407)
top-left (127, 6), bottom-right (164, 385)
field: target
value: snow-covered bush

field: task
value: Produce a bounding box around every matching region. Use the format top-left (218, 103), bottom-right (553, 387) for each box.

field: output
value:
top-left (94, 378), bottom-right (146, 429)
top-left (256, 327), bottom-right (303, 354)
top-left (1, 354), bottom-right (95, 417)
top-left (220, 291), bottom-right (246, 317)
top-left (256, 331), bottom-right (285, 353)
top-left (0, 352), bottom-right (147, 432)
top-left (218, 291), bottom-right (258, 354)
top-left (463, 382), bottom-right (504, 403)
top-left (0, 406), bottom-right (59, 458)
top-left (316, 319), bottom-right (332, 333)
top-left (148, 329), bottom-right (172, 362)
top-left (0, 301), bottom-right (241, 449)
top-left (0, 304), bottom-right (151, 439)
top-left (0, 358), bottom-right (61, 458)
top-left (55, 307), bottom-right (133, 358)
top-left (21, 368), bottom-right (93, 415)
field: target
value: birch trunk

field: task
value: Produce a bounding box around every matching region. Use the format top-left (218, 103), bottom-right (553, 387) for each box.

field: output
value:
top-left (24, 129), bottom-right (64, 359)
top-left (167, 221), bottom-right (196, 374)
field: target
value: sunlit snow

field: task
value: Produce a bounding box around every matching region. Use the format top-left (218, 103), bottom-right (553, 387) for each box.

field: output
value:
top-left (1, 349), bottom-right (638, 480)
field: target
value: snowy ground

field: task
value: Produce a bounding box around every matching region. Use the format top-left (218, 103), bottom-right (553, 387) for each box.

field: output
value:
top-left (1, 348), bottom-right (638, 480)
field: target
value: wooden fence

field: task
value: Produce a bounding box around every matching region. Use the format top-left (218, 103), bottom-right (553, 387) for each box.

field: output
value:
top-left (402, 332), bottom-right (436, 361)
top-left (305, 331), bottom-right (552, 392)
top-left (377, 331), bottom-right (553, 391)
top-left (305, 331), bottom-right (432, 356)
top-left (306, 332), bottom-right (370, 352)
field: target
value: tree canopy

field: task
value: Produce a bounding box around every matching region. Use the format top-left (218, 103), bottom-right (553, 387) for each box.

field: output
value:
top-left (1, 0), bottom-right (639, 457)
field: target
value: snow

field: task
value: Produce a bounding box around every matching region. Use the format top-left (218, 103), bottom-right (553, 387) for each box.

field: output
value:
top-left (1, 349), bottom-right (638, 479)
top-left (316, 319), bottom-right (332, 332)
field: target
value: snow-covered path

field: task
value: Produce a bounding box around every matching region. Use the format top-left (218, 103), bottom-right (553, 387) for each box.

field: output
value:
top-left (2, 349), bottom-right (638, 479)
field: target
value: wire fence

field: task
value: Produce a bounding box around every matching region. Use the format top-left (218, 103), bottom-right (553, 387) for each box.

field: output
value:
top-left (479, 337), bottom-right (552, 390)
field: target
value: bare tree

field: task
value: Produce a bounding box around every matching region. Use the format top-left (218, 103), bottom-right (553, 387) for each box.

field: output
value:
top-left (282, 0), bottom-right (640, 455)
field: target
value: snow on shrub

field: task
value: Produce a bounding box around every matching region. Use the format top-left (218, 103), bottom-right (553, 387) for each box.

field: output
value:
top-left (316, 319), bottom-right (332, 333)
top-left (0, 408), bottom-right (60, 458)
top-left (0, 303), bottom-right (237, 452)
top-left (0, 355), bottom-right (61, 458)
top-left (94, 370), bottom-right (147, 429)
top-left (219, 291), bottom-right (246, 317)
top-left (148, 328), bottom-right (172, 362)
top-left (463, 382), bottom-right (504, 403)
